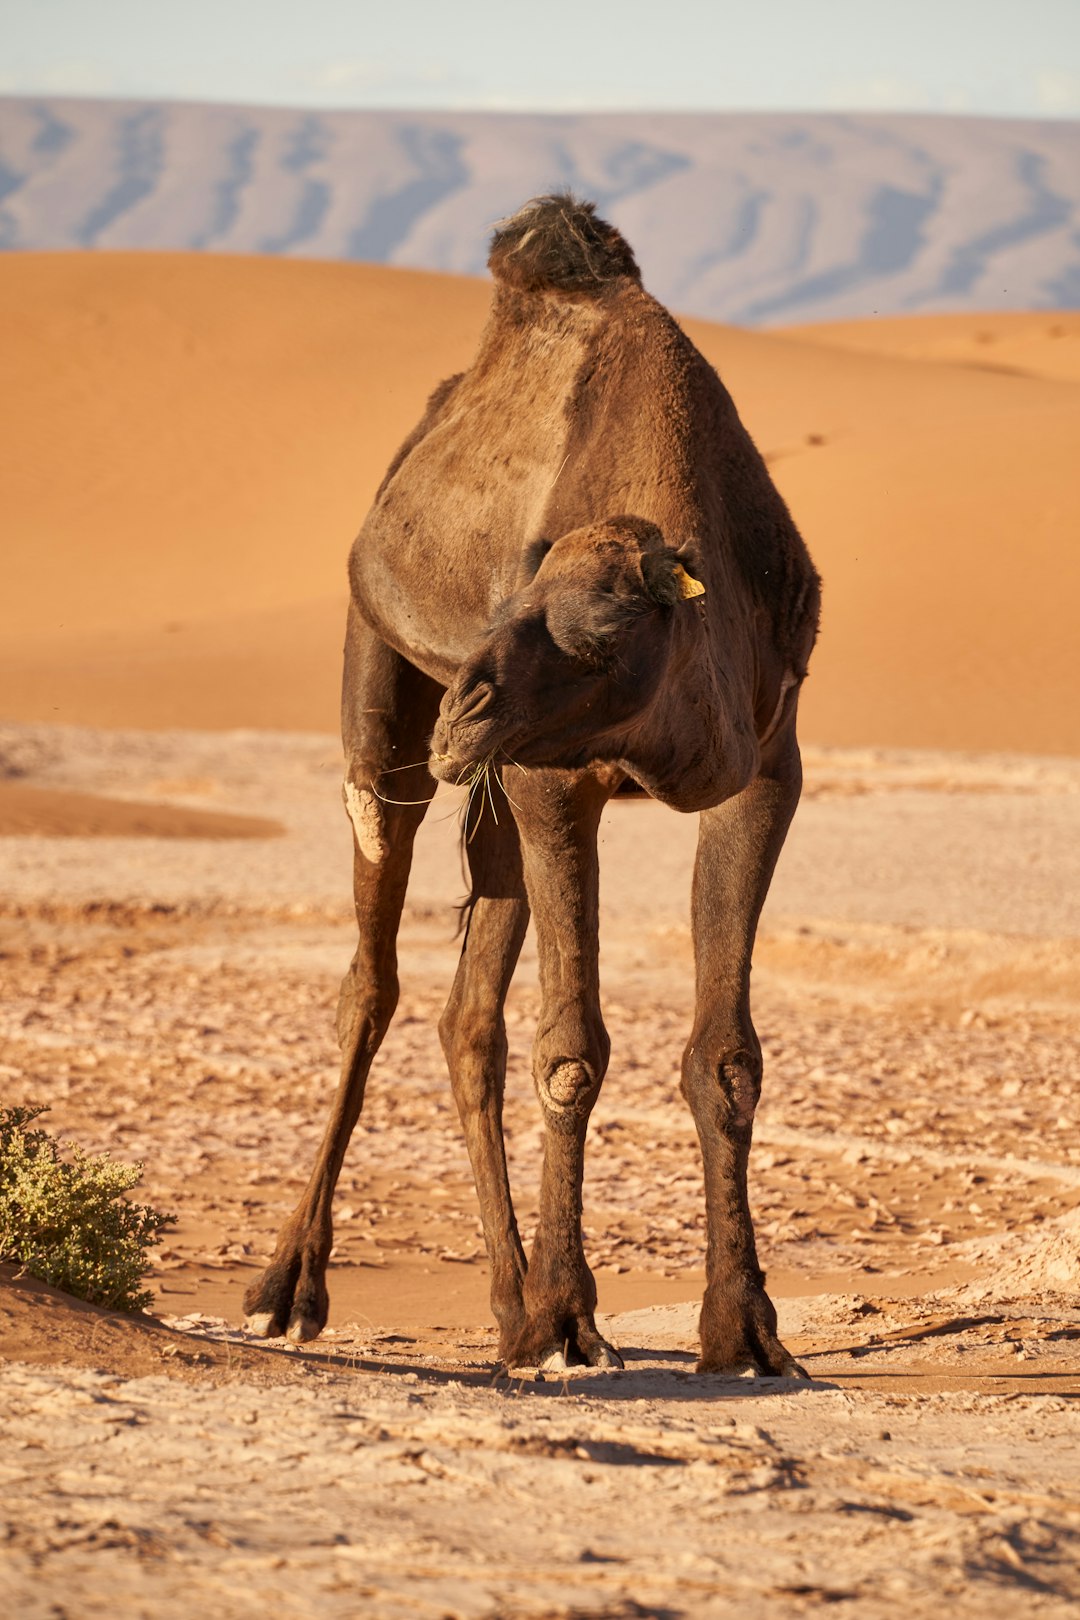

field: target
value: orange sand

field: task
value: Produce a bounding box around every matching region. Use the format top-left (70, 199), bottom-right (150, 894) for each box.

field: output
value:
top-left (3, 253), bottom-right (1078, 752)
top-left (783, 310), bottom-right (1080, 384)
top-left (0, 781), bottom-right (283, 838)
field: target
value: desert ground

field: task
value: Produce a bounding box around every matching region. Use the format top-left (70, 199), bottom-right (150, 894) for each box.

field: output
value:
top-left (2, 256), bottom-right (1079, 1617)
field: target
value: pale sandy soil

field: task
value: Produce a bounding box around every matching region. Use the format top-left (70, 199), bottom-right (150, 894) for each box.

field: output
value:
top-left (2, 723), bottom-right (1079, 1617)
top-left (3, 252), bottom-right (1079, 1614)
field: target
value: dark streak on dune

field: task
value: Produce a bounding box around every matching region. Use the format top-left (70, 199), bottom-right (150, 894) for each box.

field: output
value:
top-left (936, 148), bottom-right (1073, 300)
top-left (346, 124), bottom-right (468, 263)
top-left (192, 125), bottom-right (260, 251)
top-left (77, 105), bottom-right (165, 246)
top-left (259, 115), bottom-right (333, 255)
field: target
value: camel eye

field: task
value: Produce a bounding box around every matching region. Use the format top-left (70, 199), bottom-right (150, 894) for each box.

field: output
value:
top-left (588, 603), bottom-right (629, 639)
top-left (545, 589), bottom-right (634, 666)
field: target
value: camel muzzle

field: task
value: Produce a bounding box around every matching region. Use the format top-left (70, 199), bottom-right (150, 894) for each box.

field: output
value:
top-left (430, 681), bottom-right (503, 772)
top-left (444, 679), bottom-right (497, 727)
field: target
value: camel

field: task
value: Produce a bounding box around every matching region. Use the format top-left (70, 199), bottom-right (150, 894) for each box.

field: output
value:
top-left (243, 194), bottom-right (821, 1376)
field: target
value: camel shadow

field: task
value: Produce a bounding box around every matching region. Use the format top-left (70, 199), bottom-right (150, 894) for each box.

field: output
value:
top-left (238, 1333), bottom-right (837, 1401)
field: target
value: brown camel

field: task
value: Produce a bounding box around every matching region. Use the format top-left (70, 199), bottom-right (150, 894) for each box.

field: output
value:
top-left (243, 194), bottom-right (821, 1376)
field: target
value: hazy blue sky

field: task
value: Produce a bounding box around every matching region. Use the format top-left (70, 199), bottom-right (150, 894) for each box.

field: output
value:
top-left (3, 0), bottom-right (1079, 118)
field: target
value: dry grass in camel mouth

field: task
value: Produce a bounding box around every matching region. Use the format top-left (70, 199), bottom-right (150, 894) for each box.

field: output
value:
top-left (367, 750), bottom-right (529, 843)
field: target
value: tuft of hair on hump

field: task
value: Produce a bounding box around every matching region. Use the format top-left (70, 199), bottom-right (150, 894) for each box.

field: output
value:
top-left (488, 193), bottom-right (641, 294)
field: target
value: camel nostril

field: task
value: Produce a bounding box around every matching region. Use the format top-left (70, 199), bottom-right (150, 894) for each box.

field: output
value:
top-left (452, 680), bottom-right (497, 725)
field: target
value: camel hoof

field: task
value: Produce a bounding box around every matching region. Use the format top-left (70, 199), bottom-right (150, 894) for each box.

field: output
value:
top-left (244, 1312), bottom-right (281, 1339)
top-left (697, 1350), bottom-right (809, 1379)
top-left (593, 1344), bottom-right (624, 1369)
top-left (286, 1314), bottom-right (323, 1344)
top-left (697, 1355), bottom-right (754, 1377)
top-left (539, 1349), bottom-right (570, 1372)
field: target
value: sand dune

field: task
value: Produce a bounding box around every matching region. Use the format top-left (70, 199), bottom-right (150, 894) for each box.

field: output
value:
top-left (3, 251), bottom-right (1078, 752)
top-left (783, 310), bottom-right (1080, 384)
top-left (0, 782), bottom-right (282, 838)
top-left (6, 97), bottom-right (1080, 327)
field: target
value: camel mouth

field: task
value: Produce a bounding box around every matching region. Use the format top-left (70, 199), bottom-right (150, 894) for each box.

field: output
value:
top-left (429, 704), bottom-right (523, 781)
top-left (428, 745), bottom-right (487, 785)
top-left (428, 749), bottom-right (454, 782)
top-left (427, 723), bottom-right (535, 785)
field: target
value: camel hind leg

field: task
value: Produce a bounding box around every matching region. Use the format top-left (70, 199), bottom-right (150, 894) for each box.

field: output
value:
top-left (243, 609), bottom-right (442, 1342)
top-left (439, 782), bottom-right (531, 1353)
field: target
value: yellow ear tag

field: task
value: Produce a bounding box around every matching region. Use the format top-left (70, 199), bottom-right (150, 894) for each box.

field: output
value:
top-left (673, 563), bottom-right (706, 599)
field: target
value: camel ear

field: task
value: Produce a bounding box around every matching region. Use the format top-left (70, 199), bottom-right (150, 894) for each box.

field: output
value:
top-left (517, 536), bottom-right (552, 587)
top-left (673, 540), bottom-right (706, 598)
top-left (641, 548), bottom-right (706, 606)
top-left (640, 550), bottom-right (680, 607)
top-left (672, 563), bottom-right (705, 599)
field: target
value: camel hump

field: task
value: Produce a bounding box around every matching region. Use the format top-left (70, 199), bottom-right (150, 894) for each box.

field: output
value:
top-left (488, 193), bottom-right (641, 294)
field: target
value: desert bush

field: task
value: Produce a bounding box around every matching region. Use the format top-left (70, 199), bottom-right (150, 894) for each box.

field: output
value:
top-left (0, 1103), bottom-right (174, 1312)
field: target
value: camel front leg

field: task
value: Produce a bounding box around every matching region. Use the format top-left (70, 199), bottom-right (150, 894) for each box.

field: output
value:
top-left (505, 769), bottom-right (621, 1371)
top-left (243, 614), bottom-right (441, 1343)
top-left (682, 736), bottom-right (808, 1377)
top-left (439, 794), bottom-right (531, 1354)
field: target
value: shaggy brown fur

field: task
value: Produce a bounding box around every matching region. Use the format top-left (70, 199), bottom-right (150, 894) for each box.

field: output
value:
top-left (244, 193), bottom-right (821, 1376)
top-left (488, 193), bottom-right (641, 292)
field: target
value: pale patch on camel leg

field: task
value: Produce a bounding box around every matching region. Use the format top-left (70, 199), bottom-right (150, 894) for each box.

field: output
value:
top-left (343, 779), bottom-right (389, 863)
top-left (535, 1341), bottom-right (621, 1372)
top-left (758, 673), bottom-right (799, 749)
top-left (244, 1311), bottom-right (278, 1339)
top-left (286, 1314), bottom-right (322, 1343)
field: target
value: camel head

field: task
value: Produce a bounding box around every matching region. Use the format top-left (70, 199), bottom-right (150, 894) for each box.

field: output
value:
top-left (429, 516), bottom-right (704, 784)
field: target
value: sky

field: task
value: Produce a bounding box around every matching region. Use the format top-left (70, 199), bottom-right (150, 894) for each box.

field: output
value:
top-left (2, 0), bottom-right (1079, 119)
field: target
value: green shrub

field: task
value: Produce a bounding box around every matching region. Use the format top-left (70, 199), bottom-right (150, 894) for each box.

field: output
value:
top-left (0, 1103), bottom-right (175, 1312)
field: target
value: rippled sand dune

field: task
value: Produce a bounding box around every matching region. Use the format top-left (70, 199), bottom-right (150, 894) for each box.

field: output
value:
top-left (4, 97), bottom-right (1080, 327)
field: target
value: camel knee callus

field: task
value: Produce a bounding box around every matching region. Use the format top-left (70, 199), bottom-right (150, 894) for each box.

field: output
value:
top-left (246, 192), bottom-right (819, 1376)
top-left (537, 1059), bottom-right (602, 1127)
